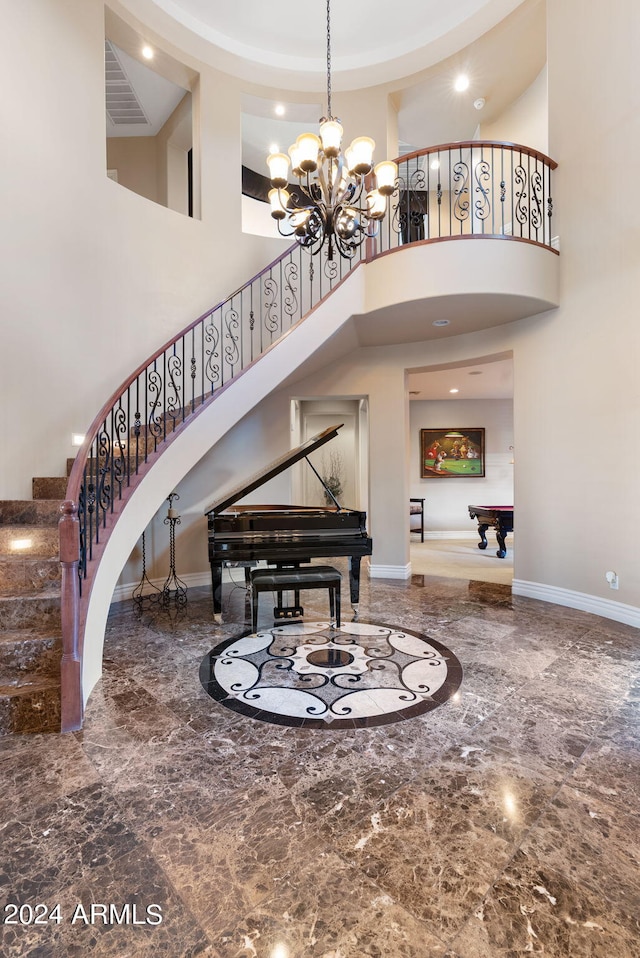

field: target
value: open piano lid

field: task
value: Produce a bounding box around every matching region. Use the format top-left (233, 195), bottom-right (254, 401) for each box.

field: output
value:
top-left (204, 423), bottom-right (344, 516)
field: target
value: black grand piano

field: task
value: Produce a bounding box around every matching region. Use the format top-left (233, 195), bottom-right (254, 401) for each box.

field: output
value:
top-left (205, 424), bottom-right (372, 619)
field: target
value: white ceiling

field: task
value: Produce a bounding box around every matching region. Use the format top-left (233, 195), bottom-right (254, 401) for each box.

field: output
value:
top-left (112, 0), bottom-right (545, 164)
top-left (407, 356), bottom-right (513, 401)
top-left (146, 0), bottom-right (529, 88)
top-left (105, 42), bottom-right (187, 137)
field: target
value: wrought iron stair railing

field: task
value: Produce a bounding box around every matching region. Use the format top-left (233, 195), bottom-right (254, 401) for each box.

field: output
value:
top-left (59, 140), bottom-right (557, 732)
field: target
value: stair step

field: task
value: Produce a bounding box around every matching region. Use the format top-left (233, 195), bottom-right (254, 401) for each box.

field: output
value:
top-left (0, 500), bottom-right (61, 526)
top-left (0, 677), bottom-right (61, 735)
top-left (0, 556), bottom-right (61, 595)
top-left (67, 450), bottom-right (159, 479)
top-left (0, 630), bottom-right (61, 685)
top-left (0, 525), bottom-right (59, 557)
top-left (0, 592), bottom-right (61, 631)
top-left (32, 477), bottom-right (68, 500)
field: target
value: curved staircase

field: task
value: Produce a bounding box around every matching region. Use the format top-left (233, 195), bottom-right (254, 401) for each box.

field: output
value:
top-left (0, 141), bottom-right (558, 735)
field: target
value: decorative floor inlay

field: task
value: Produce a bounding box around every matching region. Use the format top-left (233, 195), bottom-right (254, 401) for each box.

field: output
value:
top-left (199, 620), bottom-right (463, 728)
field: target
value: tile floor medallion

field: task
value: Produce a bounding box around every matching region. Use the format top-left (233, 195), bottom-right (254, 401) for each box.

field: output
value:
top-left (199, 620), bottom-right (463, 728)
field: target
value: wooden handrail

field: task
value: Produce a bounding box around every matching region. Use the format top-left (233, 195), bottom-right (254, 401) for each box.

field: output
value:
top-left (396, 139), bottom-right (558, 170)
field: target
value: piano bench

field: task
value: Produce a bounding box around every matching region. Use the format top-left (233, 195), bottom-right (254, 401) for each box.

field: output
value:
top-left (249, 565), bottom-right (342, 632)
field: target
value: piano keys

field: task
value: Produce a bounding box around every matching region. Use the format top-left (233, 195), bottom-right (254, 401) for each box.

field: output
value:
top-left (204, 424), bottom-right (372, 618)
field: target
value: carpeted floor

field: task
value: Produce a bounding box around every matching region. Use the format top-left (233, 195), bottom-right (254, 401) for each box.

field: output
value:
top-left (410, 536), bottom-right (514, 585)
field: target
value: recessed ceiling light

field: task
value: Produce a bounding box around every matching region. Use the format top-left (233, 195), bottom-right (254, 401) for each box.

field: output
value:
top-left (454, 74), bottom-right (470, 92)
top-left (275, 104), bottom-right (285, 116)
top-left (433, 319), bottom-right (450, 327)
top-left (430, 158), bottom-right (440, 170)
top-left (449, 388), bottom-right (459, 394)
top-left (142, 45), bottom-right (154, 60)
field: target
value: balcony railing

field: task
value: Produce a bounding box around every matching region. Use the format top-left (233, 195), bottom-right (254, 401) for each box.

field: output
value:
top-left (381, 140), bottom-right (556, 252)
top-left (60, 140), bottom-right (557, 731)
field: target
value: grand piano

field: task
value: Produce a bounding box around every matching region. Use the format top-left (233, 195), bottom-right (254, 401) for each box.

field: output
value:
top-left (205, 424), bottom-right (373, 618)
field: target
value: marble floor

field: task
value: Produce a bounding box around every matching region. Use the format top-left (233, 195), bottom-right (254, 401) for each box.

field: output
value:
top-left (1, 565), bottom-right (639, 957)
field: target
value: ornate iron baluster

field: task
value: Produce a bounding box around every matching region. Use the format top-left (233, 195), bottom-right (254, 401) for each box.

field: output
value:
top-left (530, 167), bottom-right (543, 236)
top-left (452, 160), bottom-right (470, 228)
top-left (263, 273), bottom-right (279, 336)
top-left (223, 304), bottom-right (240, 374)
top-left (473, 157), bottom-right (491, 228)
top-left (204, 309), bottom-right (222, 390)
top-left (514, 163), bottom-right (528, 234)
top-left (283, 259), bottom-right (299, 325)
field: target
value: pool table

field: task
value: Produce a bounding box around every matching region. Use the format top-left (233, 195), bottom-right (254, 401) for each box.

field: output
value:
top-left (468, 505), bottom-right (514, 558)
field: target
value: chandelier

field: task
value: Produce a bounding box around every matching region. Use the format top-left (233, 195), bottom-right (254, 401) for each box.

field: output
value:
top-left (266, 0), bottom-right (397, 260)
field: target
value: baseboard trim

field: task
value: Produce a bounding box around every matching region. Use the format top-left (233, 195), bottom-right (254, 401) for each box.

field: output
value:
top-left (370, 563), bottom-right (412, 580)
top-left (113, 570), bottom-right (639, 628)
top-left (111, 571), bottom-right (212, 604)
top-left (512, 579), bottom-right (640, 629)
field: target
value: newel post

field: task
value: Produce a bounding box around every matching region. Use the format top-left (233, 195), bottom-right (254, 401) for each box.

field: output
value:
top-left (59, 500), bottom-right (83, 732)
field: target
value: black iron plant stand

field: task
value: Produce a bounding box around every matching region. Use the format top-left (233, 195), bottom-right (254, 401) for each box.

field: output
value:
top-left (132, 530), bottom-right (161, 609)
top-left (160, 492), bottom-right (188, 608)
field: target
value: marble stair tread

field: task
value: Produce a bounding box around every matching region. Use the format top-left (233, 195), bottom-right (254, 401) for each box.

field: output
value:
top-left (0, 675), bottom-right (61, 694)
top-left (0, 556), bottom-right (61, 595)
top-left (32, 477), bottom-right (68, 499)
top-left (0, 676), bottom-right (61, 735)
top-left (126, 396), bottom-right (208, 439)
top-left (0, 525), bottom-right (60, 557)
top-left (0, 591), bottom-right (62, 631)
top-left (0, 630), bottom-right (61, 685)
top-left (0, 500), bottom-right (61, 525)
top-left (67, 451), bottom-right (158, 475)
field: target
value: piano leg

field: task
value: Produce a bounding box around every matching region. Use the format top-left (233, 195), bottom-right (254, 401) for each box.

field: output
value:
top-left (211, 562), bottom-right (223, 621)
top-left (348, 556), bottom-right (362, 620)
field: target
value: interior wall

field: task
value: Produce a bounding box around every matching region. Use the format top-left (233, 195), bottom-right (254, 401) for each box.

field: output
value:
top-left (156, 92), bottom-right (192, 213)
top-left (297, 399), bottom-right (362, 509)
top-left (1, 0), bottom-right (290, 500)
top-left (480, 65), bottom-right (548, 154)
top-left (106, 135), bottom-right (159, 203)
top-left (508, 0), bottom-right (640, 607)
top-left (409, 398), bottom-right (514, 534)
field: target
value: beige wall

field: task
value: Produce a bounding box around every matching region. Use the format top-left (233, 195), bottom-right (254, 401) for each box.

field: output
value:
top-left (510, 0), bottom-right (640, 605)
top-left (105, 93), bottom-right (192, 212)
top-left (0, 0), bottom-right (288, 500)
top-left (106, 135), bottom-right (159, 203)
top-left (480, 66), bottom-right (548, 154)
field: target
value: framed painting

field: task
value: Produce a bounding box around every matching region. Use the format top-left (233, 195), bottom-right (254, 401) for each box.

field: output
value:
top-left (420, 428), bottom-right (485, 478)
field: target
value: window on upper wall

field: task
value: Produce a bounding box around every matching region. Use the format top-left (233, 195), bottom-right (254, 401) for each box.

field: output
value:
top-left (104, 32), bottom-right (199, 218)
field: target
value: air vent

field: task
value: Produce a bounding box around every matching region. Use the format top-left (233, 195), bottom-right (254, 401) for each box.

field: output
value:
top-left (105, 41), bottom-right (149, 127)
